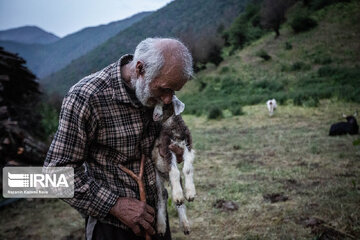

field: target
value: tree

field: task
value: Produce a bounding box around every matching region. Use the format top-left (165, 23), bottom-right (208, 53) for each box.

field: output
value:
top-left (223, 1), bottom-right (265, 50)
top-left (0, 47), bottom-right (42, 135)
top-left (0, 47), bottom-right (48, 166)
top-left (260, 0), bottom-right (296, 38)
top-left (178, 26), bottom-right (225, 70)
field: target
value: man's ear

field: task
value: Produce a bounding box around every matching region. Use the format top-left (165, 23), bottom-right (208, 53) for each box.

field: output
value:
top-left (172, 95), bottom-right (185, 115)
top-left (136, 61), bottom-right (145, 77)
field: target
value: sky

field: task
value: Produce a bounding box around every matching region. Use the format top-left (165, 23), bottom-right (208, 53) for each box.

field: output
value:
top-left (0, 0), bottom-right (173, 37)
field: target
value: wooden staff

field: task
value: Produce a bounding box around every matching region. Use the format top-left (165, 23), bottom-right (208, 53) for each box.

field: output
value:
top-left (119, 154), bottom-right (151, 240)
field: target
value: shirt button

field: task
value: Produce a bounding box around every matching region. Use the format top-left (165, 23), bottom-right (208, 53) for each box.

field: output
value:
top-left (149, 180), bottom-right (155, 185)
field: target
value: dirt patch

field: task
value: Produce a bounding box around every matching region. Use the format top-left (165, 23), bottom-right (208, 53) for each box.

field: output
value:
top-left (263, 193), bottom-right (289, 203)
top-left (302, 217), bottom-right (325, 228)
top-left (266, 150), bottom-right (276, 157)
top-left (296, 217), bottom-right (356, 240)
top-left (306, 203), bottom-right (320, 210)
top-left (312, 225), bottom-right (350, 240)
top-left (213, 199), bottom-right (239, 211)
top-left (277, 178), bottom-right (301, 190)
top-left (335, 172), bottom-right (356, 178)
top-left (233, 145), bottom-right (241, 150)
top-left (197, 183), bottom-right (217, 191)
top-left (299, 217), bottom-right (356, 239)
top-left (237, 174), bottom-right (269, 181)
top-left (206, 151), bottom-right (224, 157)
top-left (236, 153), bottom-right (261, 162)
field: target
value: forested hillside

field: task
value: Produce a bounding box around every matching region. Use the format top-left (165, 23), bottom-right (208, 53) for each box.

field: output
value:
top-left (42, 0), bottom-right (250, 95)
top-left (0, 12), bottom-right (151, 78)
top-left (179, 0), bottom-right (360, 117)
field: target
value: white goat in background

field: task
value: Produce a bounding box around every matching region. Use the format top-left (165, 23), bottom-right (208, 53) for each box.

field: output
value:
top-left (266, 98), bottom-right (277, 117)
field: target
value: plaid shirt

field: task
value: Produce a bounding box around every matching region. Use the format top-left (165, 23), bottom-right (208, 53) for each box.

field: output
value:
top-left (44, 54), bottom-right (161, 230)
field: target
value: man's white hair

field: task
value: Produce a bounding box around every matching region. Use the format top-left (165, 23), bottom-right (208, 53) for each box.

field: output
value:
top-left (132, 37), bottom-right (193, 82)
top-left (130, 38), bottom-right (193, 106)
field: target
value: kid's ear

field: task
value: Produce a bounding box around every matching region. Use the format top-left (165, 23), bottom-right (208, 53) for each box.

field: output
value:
top-left (153, 103), bottom-right (163, 122)
top-left (172, 95), bottom-right (185, 115)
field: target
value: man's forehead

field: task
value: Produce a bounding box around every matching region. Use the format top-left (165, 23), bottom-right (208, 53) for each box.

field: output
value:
top-left (157, 73), bottom-right (187, 89)
top-left (157, 62), bottom-right (187, 90)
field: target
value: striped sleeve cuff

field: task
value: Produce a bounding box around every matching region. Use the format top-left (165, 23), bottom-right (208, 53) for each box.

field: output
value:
top-left (88, 186), bottom-right (119, 220)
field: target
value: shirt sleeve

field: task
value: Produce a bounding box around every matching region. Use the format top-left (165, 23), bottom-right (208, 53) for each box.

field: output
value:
top-left (44, 91), bottom-right (119, 220)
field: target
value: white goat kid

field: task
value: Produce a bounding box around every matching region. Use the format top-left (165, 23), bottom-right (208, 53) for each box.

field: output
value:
top-left (266, 98), bottom-right (277, 117)
top-left (152, 96), bottom-right (196, 235)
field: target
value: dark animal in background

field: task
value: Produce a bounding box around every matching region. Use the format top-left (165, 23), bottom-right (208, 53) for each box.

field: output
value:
top-left (329, 112), bottom-right (359, 136)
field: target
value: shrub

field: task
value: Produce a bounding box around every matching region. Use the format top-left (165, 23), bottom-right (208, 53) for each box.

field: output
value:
top-left (230, 105), bottom-right (244, 116)
top-left (310, 0), bottom-right (350, 10)
top-left (256, 49), bottom-right (271, 61)
top-left (246, 94), bottom-right (265, 105)
top-left (293, 93), bottom-right (305, 106)
top-left (291, 61), bottom-right (311, 71)
top-left (285, 42), bottom-right (293, 50)
top-left (198, 80), bottom-right (207, 92)
top-left (207, 44), bottom-right (224, 66)
top-left (310, 0), bottom-right (331, 10)
top-left (220, 66), bottom-right (230, 74)
top-left (317, 66), bottom-right (339, 77)
top-left (225, 2), bottom-right (266, 49)
top-left (313, 56), bottom-right (332, 64)
top-left (337, 85), bottom-right (356, 102)
top-left (274, 92), bottom-right (288, 105)
top-left (252, 80), bottom-right (285, 91)
top-left (208, 107), bottom-right (223, 119)
top-left (291, 16), bottom-right (318, 33)
top-left (303, 96), bottom-right (319, 107)
top-left (39, 103), bottom-right (59, 137)
top-left (280, 64), bottom-right (291, 72)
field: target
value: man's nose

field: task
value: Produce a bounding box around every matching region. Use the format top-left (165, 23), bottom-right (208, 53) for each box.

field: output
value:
top-left (161, 93), bottom-right (173, 105)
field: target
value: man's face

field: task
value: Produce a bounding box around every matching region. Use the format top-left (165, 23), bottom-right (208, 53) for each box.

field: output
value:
top-left (133, 61), bottom-right (187, 107)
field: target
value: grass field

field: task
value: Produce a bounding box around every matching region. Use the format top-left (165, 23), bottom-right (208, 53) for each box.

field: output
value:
top-left (1, 100), bottom-right (359, 239)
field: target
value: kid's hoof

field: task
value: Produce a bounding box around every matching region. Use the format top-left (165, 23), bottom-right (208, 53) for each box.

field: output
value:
top-left (174, 198), bottom-right (184, 205)
top-left (157, 227), bottom-right (166, 236)
top-left (156, 222), bottom-right (167, 236)
top-left (173, 191), bottom-right (185, 205)
top-left (185, 188), bottom-right (196, 201)
top-left (181, 219), bottom-right (191, 235)
top-left (182, 225), bottom-right (191, 235)
top-left (186, 196), bottom-right (195, 202)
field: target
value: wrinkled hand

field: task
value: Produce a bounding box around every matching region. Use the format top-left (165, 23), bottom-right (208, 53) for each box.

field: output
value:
top-left (109, 197), bottom-right (155, 236)
top-left (169, 144), bottom-right (184, 163)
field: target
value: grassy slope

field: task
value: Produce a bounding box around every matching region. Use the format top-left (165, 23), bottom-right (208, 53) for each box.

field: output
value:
top-left (173, 100), bottom-right (360, 239)
top-left (1, 101), bottom-right (359, 239)
top-left (179, 1), bottom-right (360, 115)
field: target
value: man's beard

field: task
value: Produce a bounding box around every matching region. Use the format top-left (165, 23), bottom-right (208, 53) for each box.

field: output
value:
top-left (131, 74), bottom-right (155, 107)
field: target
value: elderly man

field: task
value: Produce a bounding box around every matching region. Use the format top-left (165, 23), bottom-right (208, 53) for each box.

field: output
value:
top-left (44, 38), bottom-right (193, 240)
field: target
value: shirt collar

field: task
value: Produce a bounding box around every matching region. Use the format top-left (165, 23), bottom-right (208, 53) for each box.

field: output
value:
top-left (110, 54), bottom-right (142, 108)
